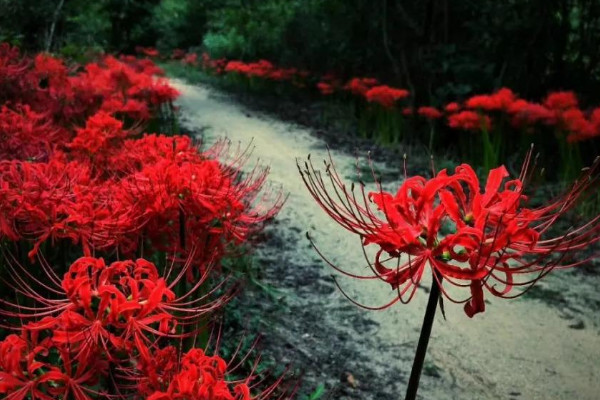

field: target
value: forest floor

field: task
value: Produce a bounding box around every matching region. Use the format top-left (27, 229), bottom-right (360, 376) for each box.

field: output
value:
top-left (171, 78), bottom-right (600, 400)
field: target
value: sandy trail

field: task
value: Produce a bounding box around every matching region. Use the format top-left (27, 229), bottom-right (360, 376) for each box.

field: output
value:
top-left (172, 79), bottom-right (600, 400)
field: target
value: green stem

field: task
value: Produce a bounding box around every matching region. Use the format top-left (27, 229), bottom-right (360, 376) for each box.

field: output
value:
top-left (428, 124), bottom-right (435, 154)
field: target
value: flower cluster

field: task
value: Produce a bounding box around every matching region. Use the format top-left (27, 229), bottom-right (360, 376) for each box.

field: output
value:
top-left (0, 43), bottom-right (178, 159)
top-left (224, 59), bottom-right (306, 83)
top-left (364, 85), bottom-right (410, 109)
top-left (139, 348), bottom-right (253, 399)
top-left (299, 150), bottom-right (600, 317)
top-left (0, 45), bottom-right (288, 399)
top-left (202, 54), bottom-right (412, 107)
top-left (0, 256), bottom-right (236, 399)
top-left (202, 53), bottom-right (228, 74)
top-left (446, 88), bottom-right (600, 141)
top-left (199, 52), bottom-right (600, 148)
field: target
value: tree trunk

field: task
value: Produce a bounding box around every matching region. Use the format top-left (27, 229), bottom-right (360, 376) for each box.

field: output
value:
top-left (45, 0), bottom-right (65, 52)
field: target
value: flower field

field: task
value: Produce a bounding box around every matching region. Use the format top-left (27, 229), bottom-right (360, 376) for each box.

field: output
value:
top-left (192, 52), bottom-right (600, 178)
top-left (0, 44), bottom-right (290, 399)
top-left (2, 37), bottom-right (600, 400)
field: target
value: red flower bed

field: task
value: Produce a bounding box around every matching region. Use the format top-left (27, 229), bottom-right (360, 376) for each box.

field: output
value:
top-left (0, 44), bottom-right (287, 399)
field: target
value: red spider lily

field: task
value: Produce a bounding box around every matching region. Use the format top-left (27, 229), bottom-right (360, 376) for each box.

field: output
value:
top-left (402, 107), bottom-right (414, 116)
top-left (143, 348), bottom-right (252, 400)
top-left (115, 139), bottom-right (284, 273)
top-left (119, 55), bottom-right (165, 77)
top-left (444, 102), bottom-right (460, 113)
top-left (182, 53), bottom-right (199, 66)
top-left (0, 104), bottom-right (68, 161)
top-left (560, 108), bottom-right (596, 140)
top-left (0, 44), bottom-right (175, 148)
top-left (364, 85), bottom-right (410, 108)
top-left (299, 149), bottom-right (600, 317)
top-left (0, 254), bottom-right (232, 360)
top-left (73, 55), bottom-right (178, 120)
top-left (507, 100), bottom-right (557, 127)
top-left (33, 54), bottom-right (69, 94)
top-left (447, 110), bottom-right (491, 131)
top-left (417, 106), bottom-right (442, 120)
top-left (0, 157), bottom-right (143, 257)
top-left (316, 82), bottom-right (335, 95)
top-left (569, 107), bottom-right (600, 142)
top-left (106, 133), bottom-right (202, 174)
top-left (69, 111), bottom-right (132, 157)
top-left (224, 59), bottom-right (302, 83)
top-left (137, 47), bottom-right (160, 58)
top-left (202, 53), bottom-right (228, 74)
top-left (1, 130), bottom-right (282, 263)
top-left (344, 77), bottom-right (379, 96)
top-left (465, 87), bottom-right (516, 112)
top-left (133, 342), bottom-right (294, 400)
top-left (0, 333), bottom-right (107, 400)
top-left (544, 91), bottom-right (579, 110)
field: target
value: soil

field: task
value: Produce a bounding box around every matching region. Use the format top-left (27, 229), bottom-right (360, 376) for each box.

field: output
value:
top-left (171, 79), bottom-right (600, 400)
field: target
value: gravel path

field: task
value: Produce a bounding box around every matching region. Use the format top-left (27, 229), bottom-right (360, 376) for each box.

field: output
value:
top-left (172, 79), bottom-right (600, 400)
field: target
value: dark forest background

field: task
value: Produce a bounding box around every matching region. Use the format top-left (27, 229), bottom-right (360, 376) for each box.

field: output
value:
top-left (2, 0), bottom-right (600, 105)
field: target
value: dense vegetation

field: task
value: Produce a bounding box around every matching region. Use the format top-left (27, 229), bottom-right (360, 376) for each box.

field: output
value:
top-left (3, 0), bottom-right (600, 104)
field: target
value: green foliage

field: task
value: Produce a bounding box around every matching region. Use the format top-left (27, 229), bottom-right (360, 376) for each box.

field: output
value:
top-left (202, 0), bottom-right (296, 60)
top-left (62, 1), bottom-right (111, 49)
top-left (0, 0), bottom-right (58, 48)
top-left (197, 0), bottom-right (600, 104)
top-left (3, 0), bottom-right (600, 103)
top-left (153, 0), bottom-right (216, 50)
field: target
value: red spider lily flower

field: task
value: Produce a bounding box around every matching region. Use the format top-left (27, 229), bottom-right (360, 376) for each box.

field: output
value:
top-left (447, 110), bottom-right (492, 131)
top-left (100, 97), bottom-right (151, 121)
top-left (344, 77), bottom-right (379, 96)
top-left (69, 111), bottom-right (131, 156)
top-left (444, 102), bottom-right (460, 113)
top-left (171, 49), bottom-right (186, 60)
top-left (120, 55), bottom-right (166, 77)
top-left (144, 349), bottom-right (252, 400)
top-left (544, 91), bottom-right (578, 110)
top-left (106, 133), bottom-right (202, 174)
top-left (317, 82), bottom-right (335, 95)
top-left (139, 47), bottom-right (160, 58)
top-left (225, 60), bottom-right (251, 75)
top-left (508, 100), bottom-right (557, 127)
top-left (402, 107), bottom-right (414, 116)
top-left (465, 87), bottom-right (516, 112)
top-left (365, 85), bottom-right (410, 108)
top-left (135, 345), bottom-right (293, 400)
top-left (298, 150), bottom-right (600, 317)
top-left (0, 157), bottom-right (143, 257)
top-left (33, 54), bottom-right (69, 92)
top-left (0, 332), bottom-right (107, 400)
top-left (0, 157), bottom-right (93, 254)
top-left (417, 106), bottom-right (442, 120)
top-left (202, 53), bottom-right (228, 74)
top-left (116, 141), bottom-right (284, 272)
top-left (0, 104), bottom-right (68, 161)
top-left (560, 108), bottom-right (596, 141)
top-left (571, 108), bottom-right (600, 142)
top-left (0, 255), bottom-right (231, 361)
top-left (182, 53), bottom-right (198, 66)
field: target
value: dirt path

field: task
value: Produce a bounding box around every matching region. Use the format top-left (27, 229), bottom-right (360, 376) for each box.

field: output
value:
top-left (171, 79), bottom-right (600, 400)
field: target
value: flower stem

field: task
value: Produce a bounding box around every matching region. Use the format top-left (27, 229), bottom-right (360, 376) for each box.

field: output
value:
top-left (404, 273), bottom-right (441, 400)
